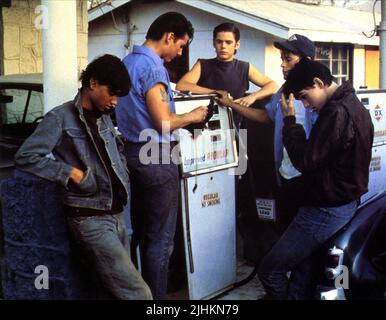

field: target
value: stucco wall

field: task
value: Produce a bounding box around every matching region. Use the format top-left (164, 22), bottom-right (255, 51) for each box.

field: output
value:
top-left (1, 0), bottom-right (88, 75)
top-left (353, 45), bottom-right (366, 89)
top-left (264, 40), bottom-right (285, 87)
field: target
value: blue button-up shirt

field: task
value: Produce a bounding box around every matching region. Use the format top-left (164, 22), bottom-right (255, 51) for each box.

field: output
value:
top-left (116, 45), bottom-right (176, 143)
top-left (265, 87), bottom-right (318, 185)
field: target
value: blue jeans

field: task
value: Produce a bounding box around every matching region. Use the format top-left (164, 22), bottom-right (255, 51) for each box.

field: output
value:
top-left (66, 212), bottom-right (152, 300)
top-left (258, 201), bottom-right (357, 300)
top-left (124, 142), bottom-right (179, 300)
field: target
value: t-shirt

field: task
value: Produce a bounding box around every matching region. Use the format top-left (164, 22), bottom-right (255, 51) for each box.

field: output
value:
top-left (265, 87), bottom-right (318, 185)
top-left (198, 58), bottom-right (249, 127)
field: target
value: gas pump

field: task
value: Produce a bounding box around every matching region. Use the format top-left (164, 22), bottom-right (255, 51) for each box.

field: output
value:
top-left (357, 89), bottom-right (386, 203)
top-left (174, 94), bottom-right (239, 300)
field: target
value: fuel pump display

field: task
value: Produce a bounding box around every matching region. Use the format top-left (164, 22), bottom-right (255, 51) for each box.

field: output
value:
top-left (175, 95), bottom-right (238, 176)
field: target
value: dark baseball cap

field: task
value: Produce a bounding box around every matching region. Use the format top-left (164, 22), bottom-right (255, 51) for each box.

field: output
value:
top-left (274, 34), bottom-right (315, 59)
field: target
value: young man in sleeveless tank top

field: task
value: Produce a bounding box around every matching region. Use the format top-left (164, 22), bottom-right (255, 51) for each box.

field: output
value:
top-left (176, 22), bottom-right (278, 112)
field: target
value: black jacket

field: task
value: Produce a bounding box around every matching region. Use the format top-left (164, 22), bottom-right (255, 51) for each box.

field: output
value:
top-left (282, 81), bottom-right (374, 207)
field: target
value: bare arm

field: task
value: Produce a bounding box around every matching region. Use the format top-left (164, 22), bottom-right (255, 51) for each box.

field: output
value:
top-left (176, 60), bottom-right (216, 94)
top-left (215, 90), bottom-right (271, 124)
top-left (235, 64), bottom-right (279, 107)
top-left (146, 83), bottom-right (208, 133)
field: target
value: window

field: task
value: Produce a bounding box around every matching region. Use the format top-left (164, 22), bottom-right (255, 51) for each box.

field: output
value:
top-left (1, 89), bottom-right (43, 124)
top-left (0, 88), bottom-right (44, 172)
top-left (315, 44), bottom-right (352, 85)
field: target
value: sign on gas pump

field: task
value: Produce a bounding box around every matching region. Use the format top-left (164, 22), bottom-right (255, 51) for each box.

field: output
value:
top-left (357, 90), bottom-right (386, 203)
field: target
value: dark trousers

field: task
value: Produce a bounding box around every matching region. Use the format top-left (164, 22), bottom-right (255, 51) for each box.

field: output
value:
top-left (124, 142), bottom-right (179, 300)
top-left (258, 201), bottom-right (357, 299)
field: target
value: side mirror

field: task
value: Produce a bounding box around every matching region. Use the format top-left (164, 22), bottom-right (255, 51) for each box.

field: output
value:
top-left (0, 95), bottom-right (13, 103)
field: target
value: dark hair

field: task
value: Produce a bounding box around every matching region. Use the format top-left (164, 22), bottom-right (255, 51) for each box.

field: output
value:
top-left (281, 49), bottom-right (315, 61)
top-left (80, 54), bottom-right (131, 97)
top-left (146, 12), bottom-right (194, 43)
top-left (213, 23), bottom-right (240, 42)
top-left (283, 58), bottom-right (334, 97)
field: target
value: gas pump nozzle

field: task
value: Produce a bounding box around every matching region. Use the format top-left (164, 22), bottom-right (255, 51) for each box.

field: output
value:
top-left (183, 98), bottom-right (215, 137)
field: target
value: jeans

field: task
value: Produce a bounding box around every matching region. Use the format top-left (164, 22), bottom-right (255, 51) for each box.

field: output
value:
top-left (66, 212), bottom-right (152, 300)
top-left (124, 142), bottom-right (179, 300)
top-left (258, 201), bottom-right (357, 300)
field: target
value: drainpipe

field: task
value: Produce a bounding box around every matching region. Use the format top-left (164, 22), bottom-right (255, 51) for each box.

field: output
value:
top-left (380, 0), bottom-right (386, 89)
top-left (0, 8), bottom-right (4, 76)
top-left (42, 0), bottom-right (78, 114)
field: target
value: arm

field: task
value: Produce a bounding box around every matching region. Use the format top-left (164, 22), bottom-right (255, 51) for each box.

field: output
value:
top-left (215, 90), bottom-right (271, 124)
top-left (14, 111), bottom-right (85, 186)
top-left (282, 94), bottom-right (344, 172)
top-left (235, 64), bottom-right (279, 107)
top-left (176, 60), bottom-right (216, 94)
top-left (146, 83), bottom-right (208, 133)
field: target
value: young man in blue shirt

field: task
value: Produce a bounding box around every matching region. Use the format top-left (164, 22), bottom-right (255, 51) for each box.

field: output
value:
top-left (116, 12), bottom-right (208, 300)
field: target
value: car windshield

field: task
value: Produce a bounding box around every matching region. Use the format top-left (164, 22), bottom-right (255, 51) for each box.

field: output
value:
top-left (0, 87), bottom-right (44, 176)
top-left (1, 88), bottom-right (43, 124)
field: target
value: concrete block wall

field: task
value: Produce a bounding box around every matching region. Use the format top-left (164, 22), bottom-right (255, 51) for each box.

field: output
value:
top-left (1, 0), bottom-right (88, 75)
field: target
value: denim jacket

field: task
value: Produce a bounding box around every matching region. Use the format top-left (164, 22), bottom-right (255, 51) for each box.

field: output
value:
top-left (14, 91), bottom-right (130, 211)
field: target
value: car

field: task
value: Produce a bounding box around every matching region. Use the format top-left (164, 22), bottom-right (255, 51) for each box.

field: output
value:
top-left (0, 73), bottom-right (44, 298)
top-left (316, 90), bottom-right (386, 300)
top-left (317, 191), bottom-right (386, 300)
top-left (0, 73), bottom-right (44, 180)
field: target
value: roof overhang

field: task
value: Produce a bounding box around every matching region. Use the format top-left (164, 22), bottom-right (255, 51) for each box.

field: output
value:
top-left (176, 0), bottom-right (289, 38)
top-left (88, 0), bottom-right (131, 22)
top-left (88, 0), bottom-right (379, 46)
top-left (290, 29), bottom-right (379, 46)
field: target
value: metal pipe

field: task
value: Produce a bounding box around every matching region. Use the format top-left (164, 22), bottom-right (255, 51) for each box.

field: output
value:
top-left (380, 0), bottom-right (386, 89)
top-left (42, 0), bottom-right (78, 114)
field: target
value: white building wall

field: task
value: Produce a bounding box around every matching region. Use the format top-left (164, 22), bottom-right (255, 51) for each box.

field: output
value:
top-left (264, 40), bottom-right (285, 87)
top-left (88, 5), bottom-right (128, 61)
top-left (88, 1), bottom-right (270, 91)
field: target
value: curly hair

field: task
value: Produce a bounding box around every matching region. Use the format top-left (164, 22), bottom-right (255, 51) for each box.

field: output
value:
top-left (79, 54), bottom-right (131, 97)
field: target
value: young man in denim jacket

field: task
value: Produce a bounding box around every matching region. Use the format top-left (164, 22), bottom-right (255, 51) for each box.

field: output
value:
top-left (15, 54), bottom-right (152, 300)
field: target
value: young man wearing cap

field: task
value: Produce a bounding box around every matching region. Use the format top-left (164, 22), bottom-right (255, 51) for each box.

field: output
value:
top-left (216, 34), bottom-right (318, 233)
top-left (257, 58), bottom-right (373, 300)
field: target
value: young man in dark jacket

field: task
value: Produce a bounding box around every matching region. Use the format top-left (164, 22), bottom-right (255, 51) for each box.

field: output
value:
top-left (258, 58), bottom-right (374, 299)
top-left (15, 54), bottom-right (152, 300)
